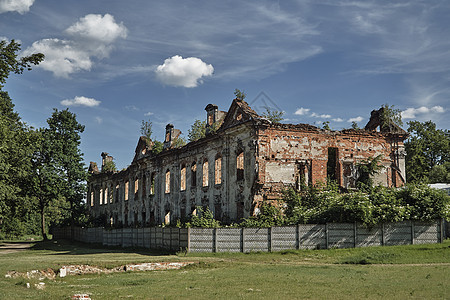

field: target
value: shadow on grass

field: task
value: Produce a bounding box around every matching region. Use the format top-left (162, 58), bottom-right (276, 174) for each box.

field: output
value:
top-left (30, 239), bottom-right (177, 256)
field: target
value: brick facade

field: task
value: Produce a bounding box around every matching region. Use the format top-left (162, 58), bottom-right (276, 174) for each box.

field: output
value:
top-left (87, 99), bottom-right (407, 226)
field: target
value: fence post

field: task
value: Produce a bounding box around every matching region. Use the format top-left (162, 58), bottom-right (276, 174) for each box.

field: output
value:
top-left (440, 219), bottom-right (444, 243)
top-left (187, 227), bottom-right (191, 253)
top-left (411, 220), bottom-right (415, 245)
top-left (270, 227), bottom-right (274, 252)
top-left (381, 223), bottom-right (385, 246)
top-left (325, 223), bottom-right (329, 249)
top-left (354, 222), bottom-right (357, 248)
top-left (296, 225), bottom-right (300, 250)
top-left (241, 228), bottom-right (245, 253)
top-left (214, 228), bottom-right (218, 253)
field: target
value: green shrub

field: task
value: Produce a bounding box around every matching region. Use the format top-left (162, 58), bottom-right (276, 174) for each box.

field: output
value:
top-left (184, 207), bottom-right (221, 228)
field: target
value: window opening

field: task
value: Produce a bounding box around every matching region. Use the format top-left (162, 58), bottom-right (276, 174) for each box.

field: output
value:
top-left (202, 160), bottom-right (209, 187)
top-left (215, 156), bottom-right (222, 185)
top-left (237, 151), bottom-right (244, 181)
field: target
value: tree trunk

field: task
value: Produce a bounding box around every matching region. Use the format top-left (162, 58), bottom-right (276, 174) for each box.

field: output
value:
top-left (70, 198), bottom-right (74, 241)
top-left (41, 205), bottom-right (47, 241)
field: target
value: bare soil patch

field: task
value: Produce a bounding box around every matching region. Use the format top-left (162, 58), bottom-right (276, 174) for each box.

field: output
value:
top-left (0, 242), bottom-right (33, 255)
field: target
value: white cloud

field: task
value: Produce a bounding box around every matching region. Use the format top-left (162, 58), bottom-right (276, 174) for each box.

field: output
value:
top-left (348, 116), bottom-right (364, 123)
top-left (65, 14), bottom-right (128, 44)
top-left (311, 112), bottom-right (331, 118)
top-left (144, 112), bottom-right (154, 116)
top-left (23, 14), bottom-right (127, 77)
top-left (23, 39), bottom-right (92, 78)
top-left (95, 116), bottom-right (103, 124)
top-left (155, 55), bottom-right (214, 88)
top-left (401, 106), bottom-right (445, 119)
top-left (0, 0), bottom-right (34, 14)
top-left (332, 118), bottom-right (344, 122)
top-left (125, 105), bottom-right (138, 111)
top-left (294, 107), bottom-right (310, 115)
top-left (61, 96), bottom-right (101, 107)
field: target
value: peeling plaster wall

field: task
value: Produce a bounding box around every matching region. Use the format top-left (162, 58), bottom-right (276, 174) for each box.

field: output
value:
top-left (88, 122), bottom-right (258, 226)
top-left (87, 105), bottom-right (406, 226)
top-left (255, 126), bottom-right (406, 202)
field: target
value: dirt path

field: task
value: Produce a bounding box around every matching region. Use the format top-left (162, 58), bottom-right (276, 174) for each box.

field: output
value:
top-left (0, 243), bottom-right (33, 255)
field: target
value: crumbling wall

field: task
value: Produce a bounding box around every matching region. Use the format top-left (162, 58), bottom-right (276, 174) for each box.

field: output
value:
top-left (254, 125), bottom-right (406, 202)
top-left (88, 122), bottom-right (258, 226)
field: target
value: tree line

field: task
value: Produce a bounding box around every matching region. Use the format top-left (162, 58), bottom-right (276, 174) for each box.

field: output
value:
top-left (0, 40), bottom-right (86, 239)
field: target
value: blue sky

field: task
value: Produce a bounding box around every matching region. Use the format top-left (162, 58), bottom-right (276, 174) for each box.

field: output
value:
top-left (1, 0), bottom-right (449, 169)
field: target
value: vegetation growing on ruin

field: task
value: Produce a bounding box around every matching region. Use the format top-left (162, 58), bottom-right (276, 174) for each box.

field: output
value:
top-left (176, 182), bottom-right (449, 229)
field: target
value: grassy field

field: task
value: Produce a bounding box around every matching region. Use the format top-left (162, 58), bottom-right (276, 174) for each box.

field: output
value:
top-left (0, 239), bottom-right (449, 299)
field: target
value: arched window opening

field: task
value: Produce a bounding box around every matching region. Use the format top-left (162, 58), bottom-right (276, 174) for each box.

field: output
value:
top-left (180, 165), bottom-right (186, 191)
top-left (215, 156), bottom-right (222, 185)
top-left (191, 162), bottom-right (197, 187)
top-left (124, 181), bottom-right (129, 201)
top-left (165, 169), bottom-right (171, 193)
top-left (150, 173), bottom-right (155, 195)
top-left (134, 178), bottom-right (139, 199)
top-left (237, 151), bottom-right (244, 181)
top-left (202, 160), bottom-right (209, 187)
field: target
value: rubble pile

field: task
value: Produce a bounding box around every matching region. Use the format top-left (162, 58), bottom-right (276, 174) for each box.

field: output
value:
top-left (5, 262), bottom-right (194, 280)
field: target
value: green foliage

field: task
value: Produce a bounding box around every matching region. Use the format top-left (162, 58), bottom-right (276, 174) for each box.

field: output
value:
top-left (140, 119), bottom-right (153, 139)
top-left (152, 140), bottom-right (163, 155)
top-left (261, 106), bottom-right (284, 123)
top-left (172, 136), bottom-right (187, 148)
top-left (0, 39), bottom-right (44, 89)
top-left (351, 121), bottom-right (359, 129)
top-left (103, 160), bottom-right (117, 172)
top-left (283, 183), bottom-right (450, 226)
top-left (234, 88), bottom-right (246, 100)
top-left (322, 121), bottom-right (331, 130)
top-left (380, 103), bottom-right (403, 129)
top-left (355, 155), bottom-right (383, 190)
top-left (428, 162), bottom-right (450, 183)
top-left (184, 206), bottom-right (221, 228)
top-left (0, 40), bottom-right (43, 238)
top-left (405, 120), bottom-right (449, 183)
top-left (237, 203), bottom-right (285, 227)
top-left (188, 119), bottom-right (206, 142)
top-left (45, 109), bottom-right (87, 229)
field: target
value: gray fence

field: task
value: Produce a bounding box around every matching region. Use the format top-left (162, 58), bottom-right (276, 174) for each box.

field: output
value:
top-left (53, 219), bottom-right (444, 253)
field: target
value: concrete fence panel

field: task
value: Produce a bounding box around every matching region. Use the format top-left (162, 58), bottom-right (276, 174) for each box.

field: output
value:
top-left (414, 221), bottom-right (440, 244)
top-left (328, 223), bottom-right (355, 249)
top-left (385, 221), bottom-right (412, 246)
top-left (271, 226), bottom-right (297, 251)
top-left (216, 228), bottom-right (241, 252)
top-left (53, 219), bottom-right (442, 253)
top-left (299, 224), bottom-right (326, 250)
top-left (243, 228), bottom-right (269, 252)
top-left (356, 224), bottom-right (382, 247)
top-left (189, 228), bottom-right (214, 252)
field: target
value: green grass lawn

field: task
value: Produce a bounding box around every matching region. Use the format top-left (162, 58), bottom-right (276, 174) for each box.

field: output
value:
top-left (0, 239), bottom-right (449, 299)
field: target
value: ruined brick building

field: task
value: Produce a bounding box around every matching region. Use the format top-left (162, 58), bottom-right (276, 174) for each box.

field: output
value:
top-left (87, 99), bottom-right (407, 226)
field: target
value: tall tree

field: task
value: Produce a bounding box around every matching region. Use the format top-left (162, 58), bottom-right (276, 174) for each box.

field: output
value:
top-left (46, 109), bottom-right (87, 237)
top-left (0, 39), bottom-right (43, 237)
top-left (405, 120), bottom-right (449, 183)
top-left (0, 39), bottom-right (44, 88)
top-left (28, 129), bottom-right (62, 240)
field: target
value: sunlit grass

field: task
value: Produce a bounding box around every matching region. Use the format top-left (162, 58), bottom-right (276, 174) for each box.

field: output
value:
top-left (0, 239), bottom-right (448, 299)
